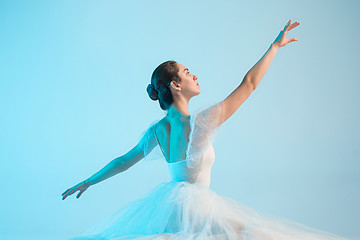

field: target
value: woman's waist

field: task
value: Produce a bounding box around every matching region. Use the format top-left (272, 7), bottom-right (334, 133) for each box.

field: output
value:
top-left (169, 170), bottom-right (211, 187)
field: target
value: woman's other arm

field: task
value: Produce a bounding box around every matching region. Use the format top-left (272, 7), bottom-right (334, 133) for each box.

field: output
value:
top-left (61, 123), bottom-right (158, 200)
top-left (218, 20), bottom-right (300, 126)
top-left (61, 145), bottom-right (146, 200)
top-left (84, 145), bottom-right (146, 186)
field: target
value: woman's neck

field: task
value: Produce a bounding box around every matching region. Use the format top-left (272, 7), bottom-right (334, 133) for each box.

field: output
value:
top-left (167, 100), bottom-right (190, 118)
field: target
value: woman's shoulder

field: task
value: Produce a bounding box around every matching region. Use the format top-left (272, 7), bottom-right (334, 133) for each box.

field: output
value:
top-left (147, 100), bottom-right (224, 137)
top-left (152, 115), bottom-right (170, 136)
top-left (154, 115), bottom-right (191, 138)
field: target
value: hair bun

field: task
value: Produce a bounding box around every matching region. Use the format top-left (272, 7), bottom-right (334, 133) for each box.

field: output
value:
top-left (147, 84), bottom-right (159, 101)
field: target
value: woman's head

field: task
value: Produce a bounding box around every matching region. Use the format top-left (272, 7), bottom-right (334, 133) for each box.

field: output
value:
top-left (147, 60), bottom-right (199, 110)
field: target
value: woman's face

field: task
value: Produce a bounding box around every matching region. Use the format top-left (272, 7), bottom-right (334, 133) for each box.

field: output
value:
top-left (174, 63), bottom-right (200, 98)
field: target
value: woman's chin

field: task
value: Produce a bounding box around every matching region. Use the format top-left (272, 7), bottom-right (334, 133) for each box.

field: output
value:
top-left (190, 90), bottom-right (201, 99)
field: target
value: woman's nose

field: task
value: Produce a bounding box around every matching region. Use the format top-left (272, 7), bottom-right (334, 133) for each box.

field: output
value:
top-left (194, 75), bottom-right (198, 80)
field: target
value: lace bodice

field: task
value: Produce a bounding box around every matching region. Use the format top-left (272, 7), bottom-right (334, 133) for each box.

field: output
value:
top-left (137, 101), bottom-right (224, 187)
top-left (167, 144), bottom-right (215, 187)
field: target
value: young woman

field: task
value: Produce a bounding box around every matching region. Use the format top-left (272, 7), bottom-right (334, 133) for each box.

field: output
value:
top-left (62, 20), bottom-right (348, 240)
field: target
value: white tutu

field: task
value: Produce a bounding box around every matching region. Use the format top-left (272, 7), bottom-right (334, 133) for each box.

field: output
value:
top-left (70, 179), bottom-right (347, 240)
top-left (69, 102), bottom-right (348, 240)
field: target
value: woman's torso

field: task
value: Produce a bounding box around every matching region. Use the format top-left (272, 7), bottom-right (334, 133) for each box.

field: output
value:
top-left (154, 113), bottom-right (216, 187)
top-left (154, 115), bottom-right (191, 164)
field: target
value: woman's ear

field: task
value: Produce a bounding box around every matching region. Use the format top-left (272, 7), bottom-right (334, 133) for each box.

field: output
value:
top-left (170, 81), bottom-right (181, 91)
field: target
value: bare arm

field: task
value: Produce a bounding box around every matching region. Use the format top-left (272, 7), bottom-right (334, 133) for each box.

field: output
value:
top-left (218, 20), bottom-right (300, 126)
top-left (61, 122), bottom-right (159, 200)
top-left (84, 144), bottom-right (145, 187)
top-left (246, 43), bottom-right (279, 90)
top-left (61, 144), bottom-right (146, 200)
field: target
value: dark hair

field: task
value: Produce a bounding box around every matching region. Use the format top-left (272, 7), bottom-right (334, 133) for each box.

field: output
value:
top-left (147, 60), bottom-right (181, 110)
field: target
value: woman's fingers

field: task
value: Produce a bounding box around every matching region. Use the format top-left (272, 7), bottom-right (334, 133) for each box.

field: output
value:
top-left (62, 189), bottom-right (70, 196)
top-left (67, 188), bottom-right (77, 196)
top-left (62, 186), bottom-right (78, 200)
top-left (283, 20), bottom-right (291, 31)
top-left (289, 22), bottom-right (300, 31)
top-left (63, 189), bottom-right (76, 200)
top-left (62, 188), bottom-right (74, 199)
top-left (273, 19), bottom-right (300, 48)
top-left (77, 190), bottom-right (85, 198)
top-left (289, 37), bottom-right (298, 43)
top-left (62, 182), bottom-right (89, 200)
top-left (283, 20), bottom-right (300, 32)
top-left (62, 192), bottom-right (69, 200)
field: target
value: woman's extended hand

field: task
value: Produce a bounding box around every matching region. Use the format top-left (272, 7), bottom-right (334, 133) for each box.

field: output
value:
top-left (273, 19), bottom-right (300, 48)
top-left (62, 180), bottom-right (90, 200)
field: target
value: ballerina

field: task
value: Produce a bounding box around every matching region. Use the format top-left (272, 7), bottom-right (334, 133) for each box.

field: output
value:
top-left (62, 20), bottom-right (348, 240)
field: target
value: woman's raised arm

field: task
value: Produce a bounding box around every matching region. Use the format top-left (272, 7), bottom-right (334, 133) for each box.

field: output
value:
top-left (218, 20), bottom-right (300, 126)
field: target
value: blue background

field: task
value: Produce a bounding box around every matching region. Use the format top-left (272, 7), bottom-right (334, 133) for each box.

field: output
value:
top-left (0, 0), bottom-right (359, 239)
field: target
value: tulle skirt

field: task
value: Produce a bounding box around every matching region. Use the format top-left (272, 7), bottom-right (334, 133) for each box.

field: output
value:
top-left (70, 180), bottom-right (347, 240)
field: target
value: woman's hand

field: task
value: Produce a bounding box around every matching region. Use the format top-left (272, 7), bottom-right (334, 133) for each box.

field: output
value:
top-left (62, 180), bottom-right (90, 200)
top-left (273, 19), bottom-right (300, 48)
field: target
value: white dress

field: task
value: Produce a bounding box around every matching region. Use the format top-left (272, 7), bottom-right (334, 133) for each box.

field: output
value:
top-left (69, 102), bottom-right (348, 240)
